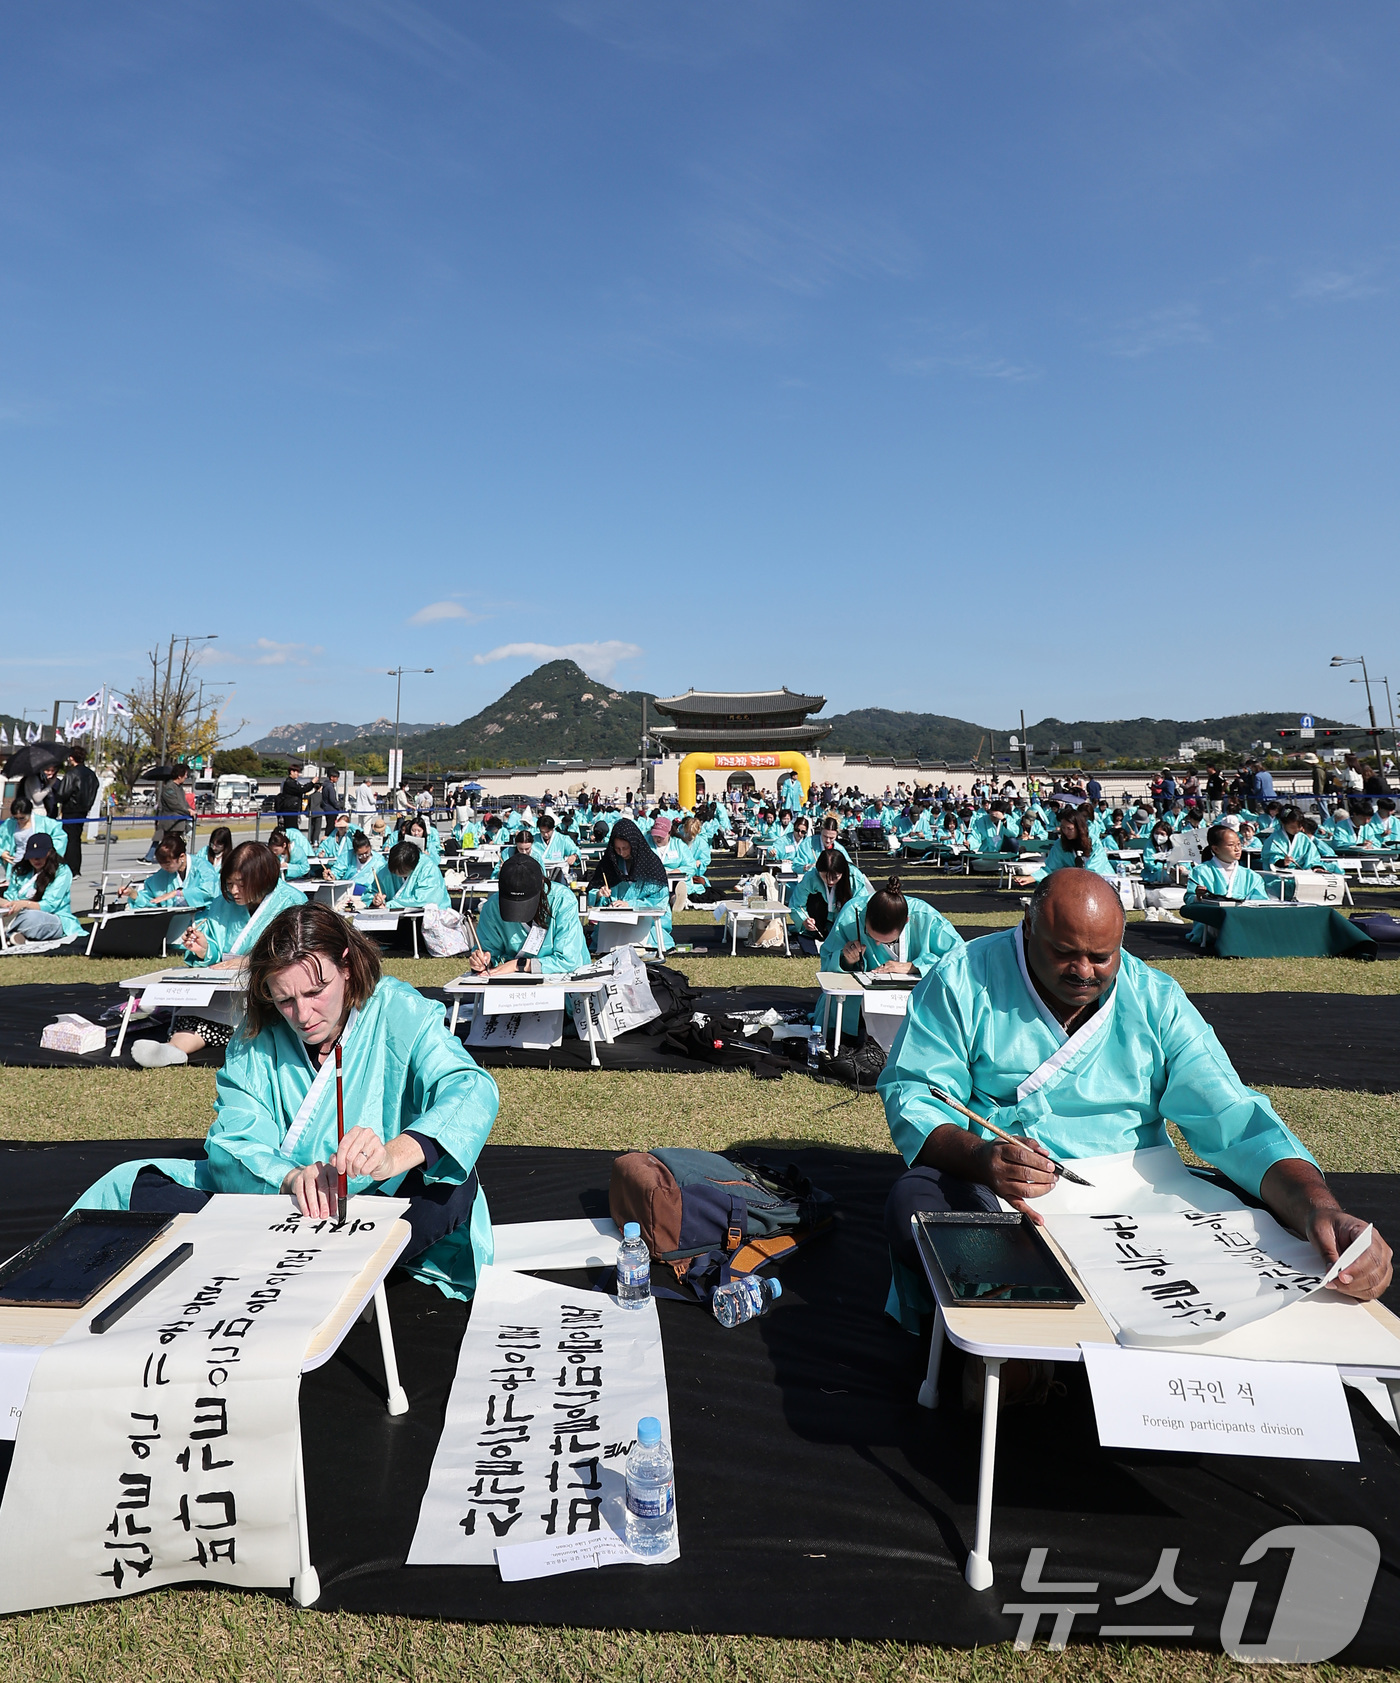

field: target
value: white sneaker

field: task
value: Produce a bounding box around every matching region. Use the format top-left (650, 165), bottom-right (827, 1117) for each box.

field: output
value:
top-left (131, 1040), bottom-right (189, 1068)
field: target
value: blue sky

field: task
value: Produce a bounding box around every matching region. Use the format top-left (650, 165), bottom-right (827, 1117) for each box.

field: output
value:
top-left (2, 1), bottom-right (1396, 742)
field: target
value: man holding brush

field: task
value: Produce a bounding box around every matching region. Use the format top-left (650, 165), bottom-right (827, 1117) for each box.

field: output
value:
top-left (877, 870), bottom-right (1392, 1342)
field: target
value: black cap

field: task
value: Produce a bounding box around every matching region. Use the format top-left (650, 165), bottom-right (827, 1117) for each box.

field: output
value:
top-left (22, 833), bottom-right (54, 863)
top-left (498, 854), bottom-right (545, 923)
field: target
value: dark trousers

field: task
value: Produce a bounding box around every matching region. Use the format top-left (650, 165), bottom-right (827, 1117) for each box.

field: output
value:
top-left (883, 1163), bottom-right (999, 1275)
top-left (130, 1166), bottom-right (481, 1262)
top-left (61, 819), bottom-right (83, 875)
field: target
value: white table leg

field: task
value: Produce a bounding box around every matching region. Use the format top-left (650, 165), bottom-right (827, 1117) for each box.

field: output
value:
top-left (579, 991), bottom-right (601, 1069)
top-left (965, 1356), bottom-right (1003, 1590)
top-left (110, 993), bottom-right (138, 1060)
top-left (653, 918), bottom-right (664, 960)
top-left (449, 997), bottom-right (461, 1036)
top-left (918, 1308), bottom-right (945, 1409)
top-left (374, 1282), bottom-right (409, 1415)
top-left (291, 1407), bottom-right (320, 1607)
top-left (411, 917), bottom-right (420, 959)
top-left (731, 915), bottom-right (738, 957)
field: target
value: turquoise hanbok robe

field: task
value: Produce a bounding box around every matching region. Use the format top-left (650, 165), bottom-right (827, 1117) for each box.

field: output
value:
top-left (782, 780), bottom-right (805, 813)
top-left (536, 833), bottom-right (582, 874)
top-left (791, 836), bottom-right (853, 872)
top-left (0, 813), bottom-right (66, 862)
top-left (285, 827), bottom-right (312, 878)
top-left (130, 864), bottom-right (192, 908)
top-left (183, 878), bottom-right (307, 966)
top-left (183, 846), bottom-right (224, 910)
top-left (476, 882), bottom-right (589, 974)
top-left (1031, 840), bottom-right (1118, 881)
top-left (588, 878), bottom-right (673, 952)
top-left (69, 977), bottom-right (498, 1301)
top-left (966, 814), bottom-right (1011, 854)
top-left (789, 865), bottom-right (872, 935)
top-left (819, 895), bottom-right (962, 1034)
top-left (1261, 831), bottom-right (1341, 874)
top-left (1, 862), bottom-right (82, 937)
top-left (875, 925), bottom-right (1316, 1328)
top-left (376, 854), bottom-right (451, 910)
top-left (1184, 857), bottom-right (1274, 947)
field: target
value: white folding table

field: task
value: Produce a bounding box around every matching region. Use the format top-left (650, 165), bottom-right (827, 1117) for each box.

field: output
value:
top-left (440, 969), bottom-right (617, 1067)
top-left (588, 906), bottom-right (668, 959)
top-left (109, 965), bottom-right (249, 1059)
top-left (913, 1220), bottom-right (1400, 1593)
top-left (716, 901), bottom-right (791, 957)
top-left (0, 1205), bottom-right (414, 1610)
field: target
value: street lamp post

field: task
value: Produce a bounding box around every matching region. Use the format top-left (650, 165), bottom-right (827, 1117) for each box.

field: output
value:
top-left (386, 667), bottom-right (433, 787)
top-left (1330, 655), bottom-right (1383, 767)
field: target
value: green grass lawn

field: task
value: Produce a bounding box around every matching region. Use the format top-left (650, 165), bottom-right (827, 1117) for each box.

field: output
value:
top-left (0, 940), bottom-right (1396, 1677)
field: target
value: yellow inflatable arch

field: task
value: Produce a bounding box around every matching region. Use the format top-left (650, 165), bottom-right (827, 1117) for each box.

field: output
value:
top-left (677, 751), bottom-right (811, 812)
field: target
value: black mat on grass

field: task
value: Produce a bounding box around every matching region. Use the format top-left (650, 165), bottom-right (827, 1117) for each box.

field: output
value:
top-left (0, 983), bottom-right (225, 1068)
top-left (0, 1139), bottom-right (1396, 1655)
top-left (1189, 993), bottom-right (1400, 1091)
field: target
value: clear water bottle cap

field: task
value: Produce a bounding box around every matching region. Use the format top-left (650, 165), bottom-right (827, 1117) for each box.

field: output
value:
top-left (768, 1278), bottom-right (783, 1298)
top-left (623, 1222), bottom-right (641, 1240)
top-left (637, 1416), bottom-right (661, 1446)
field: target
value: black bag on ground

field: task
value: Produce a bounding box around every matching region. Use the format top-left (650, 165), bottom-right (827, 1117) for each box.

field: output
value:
top-left (1351, 913), bottom-right (1400, 943)
top-left (642, 963), bottom-right (700, 1029)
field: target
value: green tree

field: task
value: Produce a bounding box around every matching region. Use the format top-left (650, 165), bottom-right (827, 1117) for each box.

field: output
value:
top-left (213, 747), bottom-right (262, 776)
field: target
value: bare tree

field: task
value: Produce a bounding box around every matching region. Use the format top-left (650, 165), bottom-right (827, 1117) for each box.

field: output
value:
top-left (108, 636), bottom-right (245, 793)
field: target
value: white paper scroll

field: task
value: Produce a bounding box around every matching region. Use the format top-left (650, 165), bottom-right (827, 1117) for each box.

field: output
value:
top-left (1045, 1207), bottom-right (1340, 1347)
top-left (491, 1219), bottom-right (622, 1272)
top-left (0, 1194), bottom-right (405, 1614)
top-left (1008, 1143), bottom-right (1246, 1219)
top-left (407, 1267), bottom-right (676, 1568)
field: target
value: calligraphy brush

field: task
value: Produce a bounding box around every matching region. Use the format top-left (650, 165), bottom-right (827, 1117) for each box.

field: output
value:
top-left (927, 1083), bottom-right (1094, 1187)
top-left (334, 1041), bottom-right (348, 1219)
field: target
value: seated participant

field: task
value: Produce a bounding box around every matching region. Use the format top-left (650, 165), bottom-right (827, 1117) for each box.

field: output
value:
top-left (0, 795), bottom-right (66, 867)
top-left (268, 826), bottom-right (312, 879)
top-left (315, 812), bottom-right (353, 874)
top-left (967, 803), bottom-right (1012, 854)
top-left (820, 876), bottom-right (961, 979)
top-left (1015, 807), bottom-right (1117, 887)
top-left (1261, 807), bottom-right (1342, 875)
top-left (790, 848), bottom-right (871, 954)
top-left (492, 827), bottom-right (538, 874)
top-left (535, 813), bottom-right (581, 877)
top-left (335, 830), bottom-right (386, 898)
top-left (135, 841), bottom-right (306, 1068)
top-left (586, 817), bottom-right (673, 952)
top-left (0, 834), bottom-right (81, 943)
top-left (72, 905), bottom-right (498, 1301)
top-left (792, 815), bottom-right (854, 873)
top-left (370, 840), bottom-right (452, 910)
top-left (1184, 823), bottom-right (1273, 948)
top-left (186, 825), bottom-right (233, 909)
top-left (667, 815), bottom-right (715, 901)
top-left (399, 812), bottom-right (442, 864)
top-left (878, 870), bottom-right (1391, 1333)
top-left (471, 854), bottom-right (588, 976)
top-left (1138, 821), bottom-right (1177, 885)
top-left (119, 835), bottom-right (193, 907)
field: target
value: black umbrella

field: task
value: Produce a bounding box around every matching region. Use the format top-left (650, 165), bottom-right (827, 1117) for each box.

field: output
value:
top-left (2, 742), bottom-right (65, 780)
top-left (136, 763), bottom-right (179, 782)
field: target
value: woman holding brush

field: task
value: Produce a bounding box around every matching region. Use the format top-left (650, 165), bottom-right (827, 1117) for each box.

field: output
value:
top-left (69, 904), bottom-right (499, 1302)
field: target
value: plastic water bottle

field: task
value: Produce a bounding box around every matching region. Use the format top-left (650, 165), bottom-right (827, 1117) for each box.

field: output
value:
top-left (624, 1416), bottom-right (675, 1556)
top-left (711, 1273), bottom-right (782, 1328)
top-left (615, 1221), bottom-right (651, 1310)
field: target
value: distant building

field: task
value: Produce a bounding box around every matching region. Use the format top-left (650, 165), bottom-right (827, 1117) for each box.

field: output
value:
top-left (649, 688), bottom-right (832, 754)
top-left (1177, 736), bottom-right (1227, 760)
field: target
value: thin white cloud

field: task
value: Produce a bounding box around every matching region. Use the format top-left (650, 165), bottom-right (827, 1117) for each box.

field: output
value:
top-left (253, 639), bottom-right (323, 667)
top-left (1294, 268), bottom-right (1382, 304)
top-left (1101, 304), bottom-right (1210, 359)
top-left (409, 600), bottom-right (486, 626)
top-left (473, 641), bottom-right (642, 681)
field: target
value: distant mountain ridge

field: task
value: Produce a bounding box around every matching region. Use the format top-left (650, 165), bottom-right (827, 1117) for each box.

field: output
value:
top-left (252, 718), bottom-right (442, 752)
top-left (246, 667), bottom-right (1351, 768)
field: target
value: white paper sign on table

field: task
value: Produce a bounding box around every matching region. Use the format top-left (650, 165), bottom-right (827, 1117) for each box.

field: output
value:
top-left (1082, 1343), bottom-right (1359, 1462)
top-left (0, 1345), bottom-right (42, 1441)
top-left (407, 1266), bottom-right (676, 1568)
top-left (480, 987), bottom-right (567, 1015)
top-left (140, 984), bottom-right (216, 1008)
top-left (0, 1194), bottom-right (405, 1614)
top-left (496, 1529), bottom-right (645, 1581)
